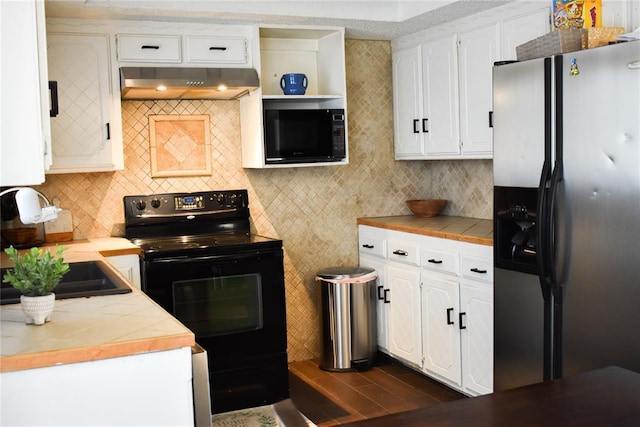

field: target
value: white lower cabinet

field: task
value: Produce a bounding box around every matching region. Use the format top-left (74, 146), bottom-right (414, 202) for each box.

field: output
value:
top-left (105, 254), bottom-right (141, 290)
top-left (421, 273), bottom-right (462, 387)
top-left (459, 278), bottom-right (493, 395)
top-left (358, 225), bottom-right (493, 396)
top-left (386, 263), bottom-right (422, 368)
top-left (359, 255), bottom-right (389, 353)
top-left (421, 271), bottom-right (493, 396)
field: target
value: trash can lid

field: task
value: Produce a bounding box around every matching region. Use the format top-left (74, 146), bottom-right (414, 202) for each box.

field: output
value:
top-left (316, 266), bottom-right (375, 280)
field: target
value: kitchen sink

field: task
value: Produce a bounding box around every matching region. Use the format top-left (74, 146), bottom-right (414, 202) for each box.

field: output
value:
top-left (0, 260), bottom-right (132, 305)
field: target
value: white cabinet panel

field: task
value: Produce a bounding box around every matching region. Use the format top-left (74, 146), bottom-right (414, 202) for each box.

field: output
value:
top-left (105, 254), bottom-right (141, 290)
top-left (501, 8), bottom-right (551, 61)
top-left (186, 36), bottom-right (247, 64)
top-left (421, 273), bottom-right (462, 386)
top-left (387, 264), bottom-right (422, 367)
top-left (392, 46), bottom-right (425, 158)
top-left (117, 34), bottom-right (182, 62)
top-left (460, 280), bottom-right (493, 395)
top-left (0, 0), bottom-right (50, 186)
top-left (360, 255), bottom-right (388, 352)
top-left (458, 24), bottom-right (499, 157)
top-left (47, 33), bottom-right (124, 173)
top-left (421, 34), bottom-right (460, 156)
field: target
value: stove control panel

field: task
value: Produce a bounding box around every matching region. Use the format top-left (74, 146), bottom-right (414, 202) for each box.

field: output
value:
top-left (175, 195), bottom-right (205, 210)
top-left (124, 190), bottom-right (249, 219)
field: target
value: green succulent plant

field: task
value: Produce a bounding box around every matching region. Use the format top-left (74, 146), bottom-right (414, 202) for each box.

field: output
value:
top-left (3, 246), bottom-right (69, 297)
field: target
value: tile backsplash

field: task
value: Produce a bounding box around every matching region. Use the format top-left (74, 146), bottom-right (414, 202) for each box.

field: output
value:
top-left (34, 40), bottom-right (492, 361)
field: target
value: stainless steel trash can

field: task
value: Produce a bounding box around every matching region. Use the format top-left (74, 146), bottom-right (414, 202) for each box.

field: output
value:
top-left (317, 267), bottom-right (378, 371)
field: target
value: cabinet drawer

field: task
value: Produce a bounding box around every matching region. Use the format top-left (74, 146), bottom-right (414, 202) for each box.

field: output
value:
top-left (359, 234), bottom-right (386, 259)
top-left (117, 35), bottom-right (181, 63)
top-left (387, 239), bottom-right (420, 266)
top-left (421, 247), bottom-right (459, 276)
top-left (186, 36), bottom-right (247, 64)
top-left (461, 254), bottom-right (493, 283)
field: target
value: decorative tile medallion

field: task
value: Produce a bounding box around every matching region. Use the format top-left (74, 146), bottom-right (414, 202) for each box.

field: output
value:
top-left (149, 114), bottom-right (211, 177)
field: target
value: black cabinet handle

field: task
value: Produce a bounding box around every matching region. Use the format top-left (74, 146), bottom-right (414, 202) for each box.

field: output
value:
top-left (106, 123), bottom-right (110, 140)
top-left (446, 308), bottom-right (454, 325)
top-left (141, 45), bottom-right (160, 50)
top-left (422, 118), bottom-right (429, 133)
top-left (428, 259), bottom-right (443, 264)
top-left (470, 268), bottom-right (487, 274)
top-left (383, 289), bottom-right (390, 304)
top-left (49, 81), bottom-right (58, 118)
top-left (362, 244), bottom-right (374, 249)
top-left (209, 46), bottom-right (228, 51)
top-left (489, 111), bottom-right (494, 128)
top-left (459, 312), bottom-right (467, 330)
top-left (377, 285), bottom-right (384, 300)
top-left (392, 250), bottom-right (408, 256)
top-left (413, 119), bottom-right (419, 134)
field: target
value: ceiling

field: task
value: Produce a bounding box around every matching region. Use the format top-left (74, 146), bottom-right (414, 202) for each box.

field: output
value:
top-left (45, 0), bottom-right (515, 40)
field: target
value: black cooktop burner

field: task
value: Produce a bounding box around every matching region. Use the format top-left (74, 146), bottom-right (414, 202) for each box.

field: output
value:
top-left (132, 232), bottom-right (280, 254)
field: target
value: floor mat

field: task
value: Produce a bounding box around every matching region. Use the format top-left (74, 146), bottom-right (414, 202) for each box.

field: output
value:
top-left (211, 400), bottom-right (316, 427)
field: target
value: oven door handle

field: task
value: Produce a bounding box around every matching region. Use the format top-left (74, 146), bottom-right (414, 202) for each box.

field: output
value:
top-left (148, 251), bottom-right (279, 264)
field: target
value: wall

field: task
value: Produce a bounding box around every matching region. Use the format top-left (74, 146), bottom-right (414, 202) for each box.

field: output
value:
top-left (34, 40), bottom-right (492, 361)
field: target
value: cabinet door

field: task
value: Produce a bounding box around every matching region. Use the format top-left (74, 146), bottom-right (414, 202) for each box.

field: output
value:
top-left (421, 34), bottom-right (460, 156)
top-left (421, 273), bottom-right (462, 386)
top-left (186, 36), bottom-right (247, 64)
top-left (117, 34), bottom-right (182, 62)
top-left (47, 33), bottom-right (123, 173)
top-left (359, 255), bottom-right (388, 352)
top-left (458, 24), bottom-right (499, 157)
top-left (386, 264), bottom-right (422, 367)
top-left (392, 46), bottom-right (424, 158)
top-left (0, 0), bottom-right (50, 186)
top-left (460, 279), bottom-right (493, 395)
top-left (501, 8), bottom-right (551, 61)
top-left (105, 254), bottom-right (141, 290)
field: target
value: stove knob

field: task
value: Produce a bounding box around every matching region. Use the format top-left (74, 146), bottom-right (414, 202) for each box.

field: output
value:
top-left (150, 198), bottom-right (161, 209)
top-left (216, 194), bottom-right (225, 205)
top-left (134, 200), bottom-right (146, 211)
top-left (228, 194), bottom-right (238, 206)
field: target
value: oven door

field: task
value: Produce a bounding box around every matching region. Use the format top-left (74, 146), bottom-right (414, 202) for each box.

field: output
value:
top-left (142, 248), bottom-right (287, 358)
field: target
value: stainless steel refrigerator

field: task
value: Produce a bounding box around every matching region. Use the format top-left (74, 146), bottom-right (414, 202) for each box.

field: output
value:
top-left (492, 40), bottom-right (640, 391)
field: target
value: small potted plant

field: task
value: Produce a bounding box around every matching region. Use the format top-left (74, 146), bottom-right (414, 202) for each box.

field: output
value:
top-left (2, 245), bottom-right (69, 325)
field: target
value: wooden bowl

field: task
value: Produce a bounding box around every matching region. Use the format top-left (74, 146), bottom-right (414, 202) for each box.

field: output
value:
top-left (406, 199), bottom-right (448, 218)
top-left (1, 227), bottom-right (38, 245)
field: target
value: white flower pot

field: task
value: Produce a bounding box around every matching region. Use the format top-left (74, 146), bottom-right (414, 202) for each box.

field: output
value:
top-left (21, 293), bottom-right (55, 325)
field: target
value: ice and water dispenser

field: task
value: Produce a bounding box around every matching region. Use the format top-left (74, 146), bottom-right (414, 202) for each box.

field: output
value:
top-left (494, 187), bottom-right (539, 274)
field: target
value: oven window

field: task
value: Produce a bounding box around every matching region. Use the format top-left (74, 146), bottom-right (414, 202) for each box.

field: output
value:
top-left (173, 273), bottom-right (263, 338)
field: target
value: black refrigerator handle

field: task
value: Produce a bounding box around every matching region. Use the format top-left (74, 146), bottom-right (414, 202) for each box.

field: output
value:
top-left (537, 56), bottom-right (554, 301)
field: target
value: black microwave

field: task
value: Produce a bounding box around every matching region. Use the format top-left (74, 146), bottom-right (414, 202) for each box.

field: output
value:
top-left (264, 109), bottom-right (346, 164)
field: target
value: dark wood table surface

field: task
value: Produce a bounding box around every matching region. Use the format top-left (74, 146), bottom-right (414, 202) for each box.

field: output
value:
top-left (340, 366), bottom-right (640, 426)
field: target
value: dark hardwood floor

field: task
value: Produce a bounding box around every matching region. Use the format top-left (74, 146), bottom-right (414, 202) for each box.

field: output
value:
top-left (288, 354), bottom-right (466, 426)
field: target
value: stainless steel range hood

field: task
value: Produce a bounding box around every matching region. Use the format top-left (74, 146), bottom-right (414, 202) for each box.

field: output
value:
top-left (120, 67), bottom-right (259, 100)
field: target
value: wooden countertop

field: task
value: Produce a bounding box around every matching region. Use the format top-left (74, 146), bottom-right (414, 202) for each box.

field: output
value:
top-left (0, 238), bottom-right (194, 373)
top-left (357, 215), bottom-right (493, 246)
top-left (340, 366), bottom-right (640, 426)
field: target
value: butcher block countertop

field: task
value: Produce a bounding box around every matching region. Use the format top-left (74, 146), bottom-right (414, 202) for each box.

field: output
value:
top-left (0, 238), bottom-right (195, 373)
top-left (357, 215), bottom-right (493, 246)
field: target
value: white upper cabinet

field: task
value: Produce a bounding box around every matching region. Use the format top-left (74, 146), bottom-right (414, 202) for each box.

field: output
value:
top-left (421, 34), bottom-right (460, 156)
top-left (1, 0), bottom-right (51, 186)
top-left (391, 2), bottom-right (551, 160)
top-left (458, 24), bottom-right (500, 157)
top-left (392, 46), bottom-right (424, 158)
top-left (501, 8), bottom-right (551, 61)
top-left (47, 32), bottom-right (124, 173)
